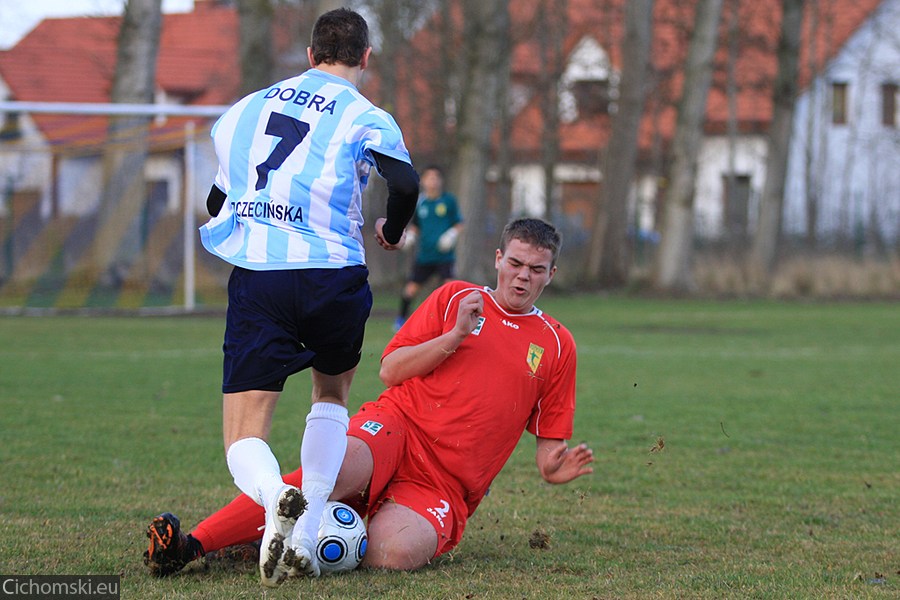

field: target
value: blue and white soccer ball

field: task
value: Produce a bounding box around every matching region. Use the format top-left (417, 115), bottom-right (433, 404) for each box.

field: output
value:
top-left (317, 501), bottom-right (367, 574)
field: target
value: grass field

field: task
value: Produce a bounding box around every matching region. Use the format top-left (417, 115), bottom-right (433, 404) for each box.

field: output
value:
top-left (0, 295), bottom-right (897, 599)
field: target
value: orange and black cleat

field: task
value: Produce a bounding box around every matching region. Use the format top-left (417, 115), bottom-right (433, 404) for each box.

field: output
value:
top-left (143, 512), bottom-right (204, 577)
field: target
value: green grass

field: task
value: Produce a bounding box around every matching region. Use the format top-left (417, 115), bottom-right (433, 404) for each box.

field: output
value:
top-left (0, 296), bottom-right (897, 599)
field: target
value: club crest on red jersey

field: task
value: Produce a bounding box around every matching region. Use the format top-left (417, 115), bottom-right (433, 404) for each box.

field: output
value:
top-left (527, 343), bottom-right (544, 373)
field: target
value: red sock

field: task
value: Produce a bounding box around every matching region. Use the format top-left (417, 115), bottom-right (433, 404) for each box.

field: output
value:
top-left (191, 467), bottom-right (303, 553)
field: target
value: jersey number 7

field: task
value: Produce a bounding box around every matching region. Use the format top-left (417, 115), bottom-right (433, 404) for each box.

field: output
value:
top-left (255, 112), bottom-right (311, 191)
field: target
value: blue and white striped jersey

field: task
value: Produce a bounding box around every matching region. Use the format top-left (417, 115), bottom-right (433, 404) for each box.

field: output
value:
top-left (199, 68), bottom-right (412, 270)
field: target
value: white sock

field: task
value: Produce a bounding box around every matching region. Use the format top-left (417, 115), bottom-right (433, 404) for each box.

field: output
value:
top-left (226, 437), bottom-right (285, 508)
top-left (294, 402), bottom-right (349, 546)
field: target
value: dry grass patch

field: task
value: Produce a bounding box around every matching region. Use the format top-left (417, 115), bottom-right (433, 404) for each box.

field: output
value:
top-left (693, 253), bottom-right (900, 299)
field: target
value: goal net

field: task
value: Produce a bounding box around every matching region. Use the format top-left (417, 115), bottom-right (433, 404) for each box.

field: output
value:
top-left (0, 100), bottom-right (230, 313)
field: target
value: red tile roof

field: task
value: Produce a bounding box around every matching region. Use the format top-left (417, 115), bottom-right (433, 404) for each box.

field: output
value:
top-left (519, 0), bottom-right (877, 159)
top-left (482, 0), bottom-right (884, 163)
top-left (4, 3), bottom-right (242, 104)
top-left (0, 2), bottom-right (240, 148)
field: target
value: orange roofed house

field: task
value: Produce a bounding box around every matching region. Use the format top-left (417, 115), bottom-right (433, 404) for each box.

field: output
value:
top-left (0, 2), bottom-right (242, 215)
top-left (384, 0), bottom-right (898, 246)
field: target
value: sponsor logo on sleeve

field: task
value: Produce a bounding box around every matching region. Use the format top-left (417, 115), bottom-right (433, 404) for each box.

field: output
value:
top-left (360, 420), bottom-right (383, 436)
top-left (471, 316), bottom-right (486, 336)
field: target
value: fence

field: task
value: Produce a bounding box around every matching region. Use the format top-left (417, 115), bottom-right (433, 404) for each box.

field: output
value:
top-left (1, 101), bottom-right (897, 313)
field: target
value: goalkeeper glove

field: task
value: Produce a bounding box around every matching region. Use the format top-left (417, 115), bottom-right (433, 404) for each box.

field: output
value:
top-left (437, 227), bottom-right (459, 252)
top-left (402, 228), bottom-right (417, 252)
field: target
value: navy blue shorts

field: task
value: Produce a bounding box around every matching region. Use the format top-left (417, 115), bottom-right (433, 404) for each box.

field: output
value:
top-left (222, 265), bottom-right (372, 393)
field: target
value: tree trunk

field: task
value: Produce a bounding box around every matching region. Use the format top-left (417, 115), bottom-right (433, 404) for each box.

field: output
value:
top-left (370, 1), bottom-right (429, 114)
top-left (365, 0), bottom-right (428, 286)
top-left (373, 0), bottom-right (399, 115)
top-left (451, 0), bottom-right (510, 283)
top-left (435, 0), bottom-right (456, 164)
top-left (493, 0), bottom-right (514, 225)
top-left (317, 0), bottom-right (344, 15)
top-left (537, 0), bottom-right (567, 218)
top-left (803, 0), bottom-right (820, 250)
top-left (653, 0), bottom-right (723, 292)
top-left (85, 0), bottom-right (162, 293)
top-left (587, 0), bottom-right (654, 287)
top-left (724, 0), bottom-right (742, 252)
top-left (237, 0), bottom-right (274, 97)
top-left (750, 0), bottom-right (803, 279)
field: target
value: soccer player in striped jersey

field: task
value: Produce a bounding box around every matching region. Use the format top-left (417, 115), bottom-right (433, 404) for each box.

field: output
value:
top-left (195, 8), bottom-right (418, 586)
top-left (145, 219), bottom-right (594, 578)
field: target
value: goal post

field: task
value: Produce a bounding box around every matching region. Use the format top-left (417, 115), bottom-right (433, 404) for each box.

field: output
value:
top-left (0, 100), bottom-right (229, 313)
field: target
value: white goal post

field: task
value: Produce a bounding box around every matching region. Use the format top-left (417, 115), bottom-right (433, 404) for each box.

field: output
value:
top-left (0, 100), bottom-right (229, 313)
top-left (0, 101), bottom-right (229, 118)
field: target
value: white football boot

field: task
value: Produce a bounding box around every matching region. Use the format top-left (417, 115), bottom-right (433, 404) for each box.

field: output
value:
top-left (286, 517), bottom-right (321, 578)
top-left (259, 485), bottom-right (306, 587)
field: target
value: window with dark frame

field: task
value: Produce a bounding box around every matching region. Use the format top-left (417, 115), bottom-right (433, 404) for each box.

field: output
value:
top-left (831, 82), bottom-right (848, 125)
top-left (882, 82), bottom-right (897, 127)
top-left (0, 111), bottom-right (22, 141)
top-left (572, 79), bottom-right (611, 117)
top-left (722, 173), bottom-right (751, 238)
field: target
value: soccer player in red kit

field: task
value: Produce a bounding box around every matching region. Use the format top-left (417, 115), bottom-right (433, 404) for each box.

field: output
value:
top-left (145, 218), bottom-right (594, 576)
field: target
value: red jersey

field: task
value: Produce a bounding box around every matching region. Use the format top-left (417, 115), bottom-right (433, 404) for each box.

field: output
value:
top-left (380, 280), bottom-right (578, 516)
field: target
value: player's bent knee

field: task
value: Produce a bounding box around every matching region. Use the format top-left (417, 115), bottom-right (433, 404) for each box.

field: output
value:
top-left (361, 543), bottom-right (429, 571)
top-left (361, 503), bottom-right (438, 571)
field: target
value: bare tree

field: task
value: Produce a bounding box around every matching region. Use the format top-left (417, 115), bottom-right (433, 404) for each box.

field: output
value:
top-left (312, 0), bottom-right (344, 15)
top-left (237, 0), bottom-right (275, 96)
top-left (587, 0), bottom-right (654, 287)
top-left (450, 0), bottom-right (510, 282)
top-left (723, 0), bottom-right (742, 251)
top-left (493, 8), bottom-right (514, 226)
top-left (86, 0), bottom-right (162, 288)
top-left (750, 0), bottom-right (803, 279)
top-left (434, 0), bottom-right (456, 164)
top-left (652, 0), bottom-right (724, 292)
top-left (362, 1), bottom-right (433, 285)
top-left (802, 0), bottom-right (822, 249)
top-left (536, 0), bottom-right (568, 218)
top-left (373, 0), bottom-right (402, 115)
top-left (368, 1), bottom-right (431, 115)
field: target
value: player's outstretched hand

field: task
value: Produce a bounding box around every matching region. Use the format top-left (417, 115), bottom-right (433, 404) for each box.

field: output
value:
top-left (374, 217), bottom-right (406, 251)
top-left (538, 441), bottom-right (594, 484)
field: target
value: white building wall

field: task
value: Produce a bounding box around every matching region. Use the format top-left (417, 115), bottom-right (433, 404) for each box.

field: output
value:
top-left (57, 152), bottom-right (191, 216)
top-left (785, 0), bottom-right (900, 242)
top-left (0, 109), bottom-right (53, 218)
top-left (192, 134), bottom-right (220, 214)
top-left (11, 127), bottom-right (220, 220)
top-left (510, 164), bottom-right (547, 217)
top-left (508, 163), bottom-right (603, 219)
top-left (694, 135), bottom-right (768, 238)
top-left (56, 156), bottom-right (102, 216)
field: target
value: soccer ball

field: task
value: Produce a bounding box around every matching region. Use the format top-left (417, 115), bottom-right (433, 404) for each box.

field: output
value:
top-left (316, 501), bottom-right (367, 574)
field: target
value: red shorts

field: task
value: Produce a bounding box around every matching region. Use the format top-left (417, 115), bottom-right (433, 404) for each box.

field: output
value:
top-left (348, 400), bottom-right (467, 558)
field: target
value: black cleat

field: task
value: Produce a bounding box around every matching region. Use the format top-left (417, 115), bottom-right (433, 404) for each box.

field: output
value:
top-left (143, 512), bottom-right (203, 577)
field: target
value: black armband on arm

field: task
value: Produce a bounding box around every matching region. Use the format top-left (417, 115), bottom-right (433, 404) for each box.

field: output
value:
top-left (206, 184), bottom-right (226, 217)
top-left (372, 151), bottom-right (419, 245)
